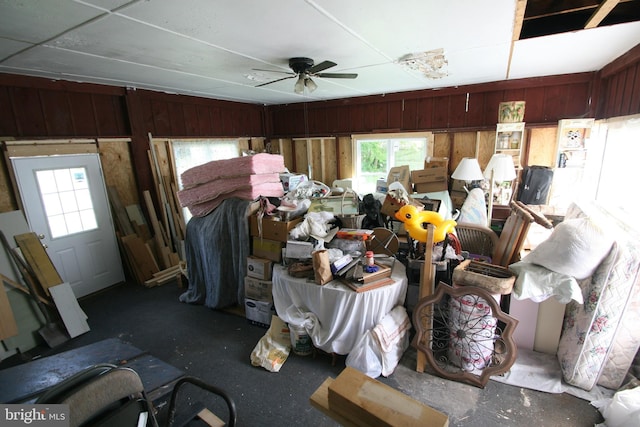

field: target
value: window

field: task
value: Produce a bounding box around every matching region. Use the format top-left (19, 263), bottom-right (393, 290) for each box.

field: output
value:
top-left (588, 115), bottom-right (640, 230)
top-left (353, 133), bottom-right (430, 194)
top-left (36, 167), bottom-right (98, 238)
top-left (171, 139), bottom-right (241, 222)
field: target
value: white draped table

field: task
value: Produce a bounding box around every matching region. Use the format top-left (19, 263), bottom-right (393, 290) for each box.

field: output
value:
top-left (271, 262), bottom-right (408, 355)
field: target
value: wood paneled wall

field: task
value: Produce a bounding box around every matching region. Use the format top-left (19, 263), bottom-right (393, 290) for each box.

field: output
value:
top-left (268, 73), bottom-right (597, 137)
top-left (598, 43), bottom-right (640, 119)
top-left (1, 40), bottom-right (639, 213)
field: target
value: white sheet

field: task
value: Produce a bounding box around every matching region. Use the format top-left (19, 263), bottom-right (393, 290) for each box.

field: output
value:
top-left (271, 263), bottom-right (408, 355)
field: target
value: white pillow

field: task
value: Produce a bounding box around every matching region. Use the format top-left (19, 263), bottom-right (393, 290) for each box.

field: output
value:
top-left (521, 217), bottom-right (614, 280)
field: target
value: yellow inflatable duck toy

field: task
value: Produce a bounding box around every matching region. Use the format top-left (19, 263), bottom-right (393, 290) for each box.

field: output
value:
top-left (394, 204), bottom-right (456, 243)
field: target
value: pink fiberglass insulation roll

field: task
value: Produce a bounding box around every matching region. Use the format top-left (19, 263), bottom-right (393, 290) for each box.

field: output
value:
top-left (187, 182), bottom-right (284, 218)
top-left (177, 172), bottom-right (281, 207)
top-left (180, 153), bottom-right (285, 189)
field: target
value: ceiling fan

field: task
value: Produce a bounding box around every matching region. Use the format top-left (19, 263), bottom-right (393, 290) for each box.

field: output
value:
top-left (255, 57), bottom-right (357, 94)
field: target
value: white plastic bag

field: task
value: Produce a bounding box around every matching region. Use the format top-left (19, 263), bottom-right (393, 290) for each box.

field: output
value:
top-left (346, 330), bottom-right (383, 378)
top-left (250, 315), bottom-right (291, 372)
top-left (593, 386), bottom-right (640, 427)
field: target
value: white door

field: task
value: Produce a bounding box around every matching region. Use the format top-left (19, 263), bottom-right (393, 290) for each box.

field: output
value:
top-left (11, 154), bottom-right (124, 298)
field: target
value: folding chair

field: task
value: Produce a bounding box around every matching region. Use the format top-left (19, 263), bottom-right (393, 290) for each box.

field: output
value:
top-left (36, 364), bottom-right (236, 427)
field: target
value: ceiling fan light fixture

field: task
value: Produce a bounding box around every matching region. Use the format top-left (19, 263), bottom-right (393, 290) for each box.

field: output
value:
top-left (305, 77), bottom-right (317, 92)
top-left (294, 75), bottom-right (305, 94)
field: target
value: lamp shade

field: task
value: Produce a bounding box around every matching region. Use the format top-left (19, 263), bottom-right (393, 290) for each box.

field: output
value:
top-left (451, 157), bottom-right (484, 181)
top-left (483, 154), bottom-right (516, 182)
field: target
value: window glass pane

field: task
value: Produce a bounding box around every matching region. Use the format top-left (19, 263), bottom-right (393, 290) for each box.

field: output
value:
top-left (59, 191), bottom-right (79, 213)
top-left (354, 136), bottom-right (427, 194)
top-left (75, 188), bottom-right (93, 210)
top-left (48, 214), bottom-right (68, 238)
top-left (54, 169), bottom-right (73, 192)
top-left (42, 193), bottom-right (63, 216)
top-left (70, 168), bottom-right (88, 189)
top-left (36, 170), bottom-right (57, 194)
top-left (80, 209), bottom-right (98, 230)
top-left (64, 212), bottom-right (83, 234)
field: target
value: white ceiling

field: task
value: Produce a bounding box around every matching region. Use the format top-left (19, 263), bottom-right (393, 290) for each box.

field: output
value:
top-left (1, 0), bottom-right (639, 106)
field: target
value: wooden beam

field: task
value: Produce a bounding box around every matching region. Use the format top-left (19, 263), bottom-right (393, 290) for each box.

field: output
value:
top-left (506, 0), bottom-right (528, 79)
top-left (585, 0), bottom-right (620, 29)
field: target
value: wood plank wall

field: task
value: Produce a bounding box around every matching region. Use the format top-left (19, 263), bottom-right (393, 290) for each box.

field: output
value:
top-left (1, 41), bottom-right (639, 215)
top-left (598, 44), bottom-right (640, 119)
top-left (268, 73), bottom-right (597, 137)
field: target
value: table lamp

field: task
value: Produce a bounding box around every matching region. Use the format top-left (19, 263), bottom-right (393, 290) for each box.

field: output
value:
top-left (483, 154), bottom-right (517, 227)
top-left (451, 157), bottom-right (484, 191)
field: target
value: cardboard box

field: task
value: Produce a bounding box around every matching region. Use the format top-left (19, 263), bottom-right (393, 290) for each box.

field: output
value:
top-left (376, 178), bottom-right (388, 193)
top-left (285, 240), bottom-right (313, 259)
top-left (280, 173), bottom-right (307, 191)
top-left (327, 367), bottom-right (449, 427)
top-left (250, 215), bottom-right (303, 243)
top-left (411, 167), bottom-right (448, 193)
top-left (245, 298), bottom-right (275, 328)
top-left (424, 156), bottom-right (449, 170)
top-left (252, 237), bottom-right (283, 262)
top-left (244, 276), bottom-right (273, 301)
top-left (247, 256), bottom-right (272, 280)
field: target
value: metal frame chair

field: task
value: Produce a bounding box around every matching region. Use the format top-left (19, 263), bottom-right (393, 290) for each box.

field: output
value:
top-left (36, 364), bottom-right (236, 427)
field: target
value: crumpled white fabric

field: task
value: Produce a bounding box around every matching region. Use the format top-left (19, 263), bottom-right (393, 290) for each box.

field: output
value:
top-left (346, 305), bottom-right (410, 378)
top-left (592, 387), bottom-right (640, 427)
top-left (509, 261), bottom-right (583, 304)
top-left (372, 306), bottom-right (411, 377)
top-left (289, 211), bottom-right (335, 240)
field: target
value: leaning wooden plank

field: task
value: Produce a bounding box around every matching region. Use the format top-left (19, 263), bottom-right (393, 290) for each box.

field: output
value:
top-left (327, 366), bottom-right (449, 427)
top-left (1, 274), bottom-right (52, 307)
top-left (14, 232), bottom-right (63, 296)
top-left (197, 408), bottom-right (225, 427)
top-left (143, 190), bottom-right (169, 269)
top-left (309, 378), bottom-right (359, 427)
top-left (0, 277), bottom-right (19, 339)
top-left (121, 235), bottom-right (159, 282)
top-left (107, 186), bottom-right (135, 236)
top-left (49, 283), bottom-right (90, 338)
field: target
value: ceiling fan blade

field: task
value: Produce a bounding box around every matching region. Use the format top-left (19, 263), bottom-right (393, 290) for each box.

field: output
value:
top-left (252, 68), bottom-right (293, 75)
top-left (308, 60), bottom-right (337, 74)
top-left (255, 75), bottom-right (296, 87)
top-left (316, 72), bottom-right (358, 79)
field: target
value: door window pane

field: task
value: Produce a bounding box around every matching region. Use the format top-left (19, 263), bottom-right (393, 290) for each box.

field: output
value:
top-left (36, 167), bottom-right (98, 238)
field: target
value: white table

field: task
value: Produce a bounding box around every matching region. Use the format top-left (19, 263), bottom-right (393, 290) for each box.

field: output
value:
top-left (271, 262), bottom-right (408, 355)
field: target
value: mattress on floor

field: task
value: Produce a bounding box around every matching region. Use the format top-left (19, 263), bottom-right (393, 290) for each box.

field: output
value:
top-left (556, 202), bottom-right (640, 391)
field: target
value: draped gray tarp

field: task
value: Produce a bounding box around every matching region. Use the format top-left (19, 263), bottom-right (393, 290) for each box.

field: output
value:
top-left (180, 198), bottom-right (251, 309)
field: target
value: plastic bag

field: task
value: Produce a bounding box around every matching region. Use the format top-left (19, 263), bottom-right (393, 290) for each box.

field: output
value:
top-left (593, 386), bottom-right (640, 427)
top-left (250, 316), bottom-right (291, 372)
top-left (346, 330), bottom-right (383, 378)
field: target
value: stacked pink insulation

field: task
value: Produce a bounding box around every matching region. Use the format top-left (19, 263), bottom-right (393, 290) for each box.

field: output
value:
top-left (178, 153), bottom-right (285, 217)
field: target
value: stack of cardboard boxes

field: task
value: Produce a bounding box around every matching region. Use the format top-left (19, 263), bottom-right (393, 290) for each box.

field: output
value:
top-left (245, 214), bottom-right (303, 327)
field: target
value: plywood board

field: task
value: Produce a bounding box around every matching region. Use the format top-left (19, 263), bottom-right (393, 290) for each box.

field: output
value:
top-left (527, 126), bottom-right (557, 167)
top-left (476, 130), bottom-right (496, 169)
top-left (14, 232), bottom-right (62, 295)
top-left (0, 276), bottom-right (18, 339)
top-left (0, 211), bottom-right (30, 283)
top-left (97, 138), bottom-right (138, 206)
top-left (337, 136), bottom-right (353, 180)
top-left (327, 367), bottom-right (449, 427)
top-left (49, 282), bottom-right (90, 338)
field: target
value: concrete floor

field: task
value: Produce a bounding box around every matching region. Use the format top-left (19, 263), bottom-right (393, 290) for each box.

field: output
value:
top-left (1, 279), bottom-right (604, 426)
